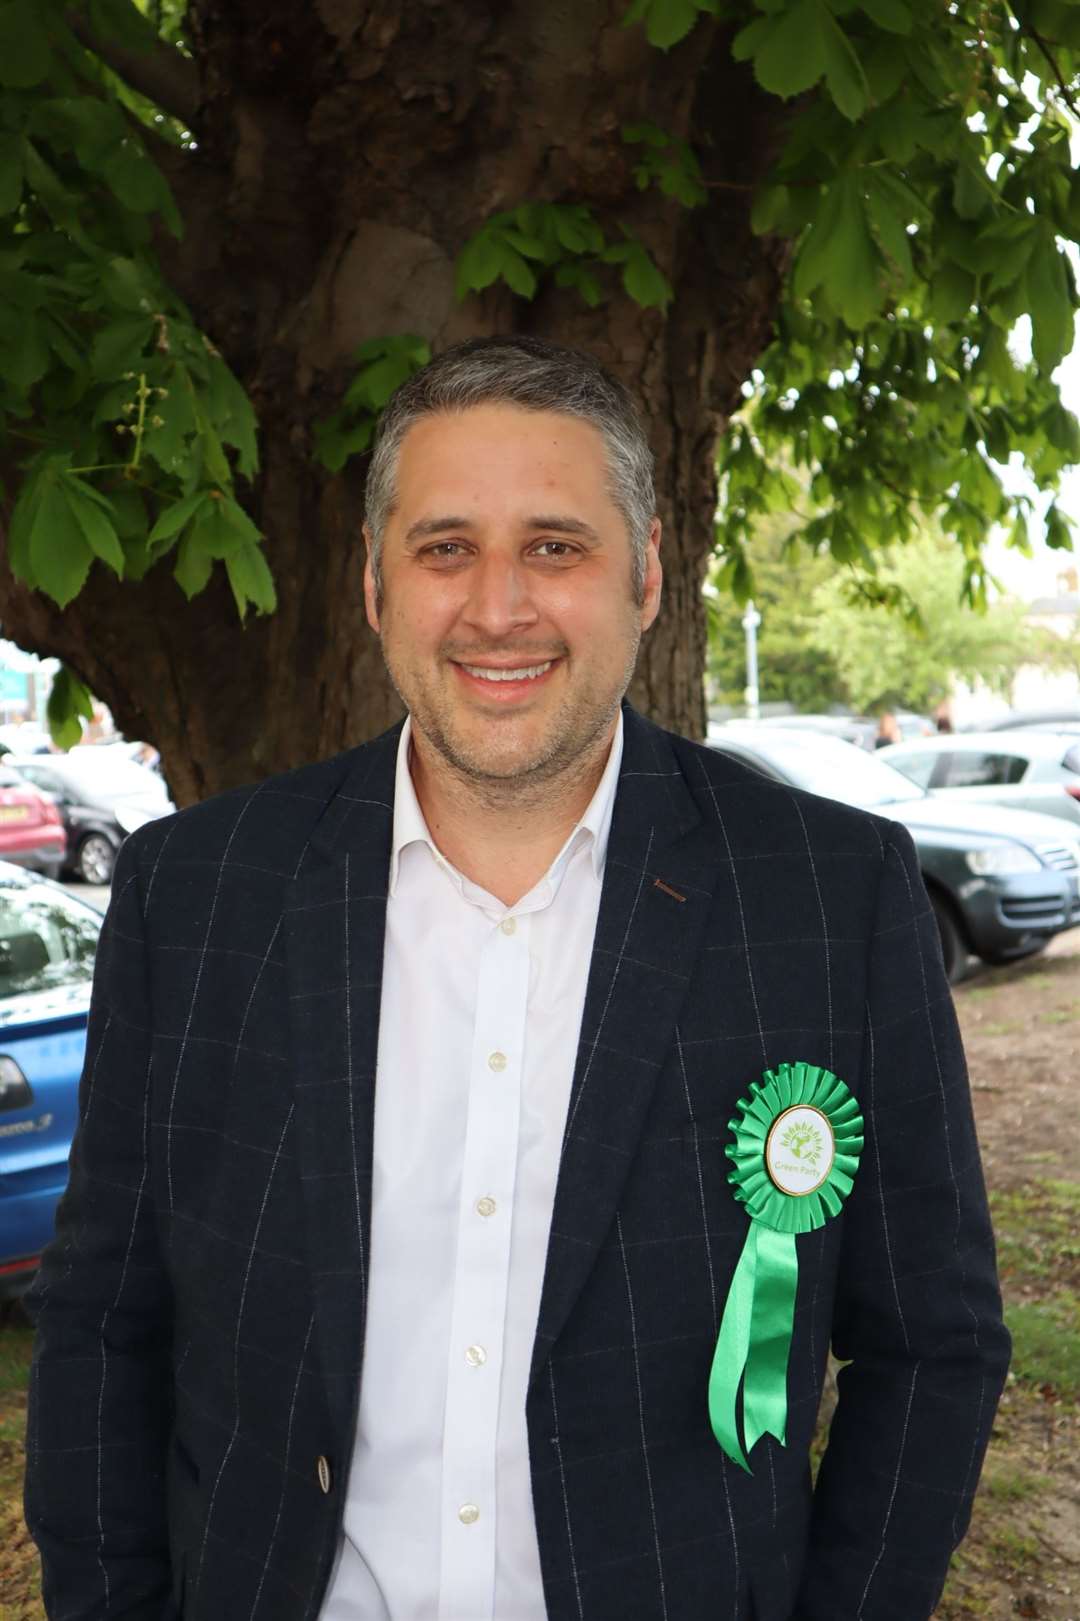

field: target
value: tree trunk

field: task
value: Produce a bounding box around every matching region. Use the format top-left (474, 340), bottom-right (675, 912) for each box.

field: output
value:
top-left (0, 1), bottom-right (789, 805)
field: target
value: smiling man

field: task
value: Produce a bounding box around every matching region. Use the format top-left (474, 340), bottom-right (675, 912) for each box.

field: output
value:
top-left (26, 337), bottom-right (1008, 1621)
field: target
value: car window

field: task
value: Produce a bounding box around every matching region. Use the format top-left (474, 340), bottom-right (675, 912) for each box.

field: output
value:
top-left (887, 750), bottom-right (940, 789)
top-left (944, 751), bottom-right (1028, 787)
top-left (13, 765), bottom-right (58, 794)
top-left (0, 884), bottom-right (100, 997)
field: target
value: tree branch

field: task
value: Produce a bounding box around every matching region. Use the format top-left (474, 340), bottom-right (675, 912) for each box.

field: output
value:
top-left (1024, 25), bottom-right (1080, 118)
top-left (64, 7), bottom-right (201, 127)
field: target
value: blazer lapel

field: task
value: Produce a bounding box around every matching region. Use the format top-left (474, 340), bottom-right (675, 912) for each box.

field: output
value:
top-left (530, 709), bottom-right (722, 1389)
top-left (285, 725), bottom-right (400, 1438)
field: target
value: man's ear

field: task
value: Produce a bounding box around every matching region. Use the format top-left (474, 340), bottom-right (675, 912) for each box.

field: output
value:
top-left (362, 525), bottom-right (380, 633)
top-left (640, 517), bottom-right (663, 632)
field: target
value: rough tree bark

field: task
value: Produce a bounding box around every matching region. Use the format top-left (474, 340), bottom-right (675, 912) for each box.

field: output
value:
top-left (0, 0), bottom-right (789, 805)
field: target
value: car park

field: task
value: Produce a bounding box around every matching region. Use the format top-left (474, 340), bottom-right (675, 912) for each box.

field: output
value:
top-left (878, 731), bottom-right (1080, 828)
top-left (707, 725), bottom-right (1080, 980)
top-left (0, 864), bottom-right (102, 1298)
top-left (6, 748), bottom-right (173, 884)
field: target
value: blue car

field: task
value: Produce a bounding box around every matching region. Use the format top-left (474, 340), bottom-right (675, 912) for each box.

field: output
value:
top-left (0, 862), bottom-right (102, 1298)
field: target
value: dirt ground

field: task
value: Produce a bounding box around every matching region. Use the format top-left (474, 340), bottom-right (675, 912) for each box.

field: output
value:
top-left (934, 931), bottom-right (1080, 1621)
top-left (1, 932), bottom-right (1078, 1620)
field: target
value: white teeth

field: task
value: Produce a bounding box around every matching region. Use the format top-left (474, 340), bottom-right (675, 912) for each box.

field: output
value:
top-left (461, 661), bottom-right (553, 682)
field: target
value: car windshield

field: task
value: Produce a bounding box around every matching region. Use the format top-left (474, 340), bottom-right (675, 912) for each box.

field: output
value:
top-left (0, 881), bottom-right (100, 998)
top-left (731, 734), bottom-right (927, 808)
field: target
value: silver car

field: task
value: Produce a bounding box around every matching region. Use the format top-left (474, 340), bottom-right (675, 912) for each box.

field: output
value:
top-left (878, 731), bottom-right (1080, 828)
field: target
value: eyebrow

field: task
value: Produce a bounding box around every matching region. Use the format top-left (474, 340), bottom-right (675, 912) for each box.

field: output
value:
top-left (403, 514), bottom-right (601, 544)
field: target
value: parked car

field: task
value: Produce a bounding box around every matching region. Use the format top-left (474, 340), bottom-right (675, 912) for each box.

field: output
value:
top-left (0, 864), bottom-right (102, 1298)
top-left (707, 726), bottom-right (1080, 980)
top-left (877, 731), bottom-right (1080, 828)
top-left (6, 750), bottom-right (173, 884)
top-left (976, 707), bottom-right (1080, 732)
top-left (0, 765), bottom-right (66, 878)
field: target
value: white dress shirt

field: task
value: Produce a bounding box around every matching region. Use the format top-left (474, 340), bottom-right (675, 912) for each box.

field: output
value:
top-left (319, 713), bottom-right (623, 1621)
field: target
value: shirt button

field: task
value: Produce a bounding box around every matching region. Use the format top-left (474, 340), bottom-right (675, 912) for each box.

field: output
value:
top-left (465, 1344), bottom-right (487, 1367)
top-left (458, 1503), bottom-right (480, 1525)
top-left (316, 1455), bottom-right (332, 1494)
top-left (475, 1196), bottom-right (497, 1218)
top-left (487, 1051), bottom-right (507, 1072)
top-left (499, 916), bottom-right (517, 936)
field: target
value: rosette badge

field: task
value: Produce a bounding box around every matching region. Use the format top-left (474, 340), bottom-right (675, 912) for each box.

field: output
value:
top-left (708, 1061), bottom-right (863, 1472)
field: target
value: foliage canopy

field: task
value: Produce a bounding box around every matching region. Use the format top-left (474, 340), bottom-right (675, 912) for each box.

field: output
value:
top-left (1, 0), bottom-right (1079, 740)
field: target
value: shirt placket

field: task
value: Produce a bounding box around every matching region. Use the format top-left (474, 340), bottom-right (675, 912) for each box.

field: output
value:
top-left (438, 910), bottom-right (531, 1620)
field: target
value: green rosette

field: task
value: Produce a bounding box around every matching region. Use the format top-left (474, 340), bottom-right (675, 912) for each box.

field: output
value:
top-left (707, 1061), bottom-right (863, 1473)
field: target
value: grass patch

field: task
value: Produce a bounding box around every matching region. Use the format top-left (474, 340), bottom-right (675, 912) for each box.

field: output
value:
top-left (1007, 1292), bottom-right (1080, 1397)
top-left (990, 1179), bottom-right (1080, 1292)
top-left (980, 1465), bottom-right (1046, 1503)
top-left (986, 1524), bottom-right (1040, 1576)
top-left (980, 1021), bottom-right (1023, 1037)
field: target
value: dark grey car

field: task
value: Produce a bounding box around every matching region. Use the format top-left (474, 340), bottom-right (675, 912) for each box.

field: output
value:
top-left (708, 726), bottom-right (1080, 980)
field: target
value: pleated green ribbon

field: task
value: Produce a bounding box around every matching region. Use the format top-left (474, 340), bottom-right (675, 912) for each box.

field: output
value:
top-left (707, 1061), bottom-right (863, 1473)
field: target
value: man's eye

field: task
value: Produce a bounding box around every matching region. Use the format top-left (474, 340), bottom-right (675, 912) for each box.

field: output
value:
top-left (532, 540), bottom-right (577, 558)
top-left (423, 542), bottom-right (467, 559)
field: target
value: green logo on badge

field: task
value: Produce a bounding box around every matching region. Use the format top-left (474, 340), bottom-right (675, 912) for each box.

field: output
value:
top-left (779, 1117), bottom-right (824, 1168)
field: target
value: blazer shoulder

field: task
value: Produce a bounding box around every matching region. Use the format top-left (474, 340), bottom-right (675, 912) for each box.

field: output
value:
top-left (666, 727), bottom-right (899, 864)
top-left (121, 729), bottom-right (398, 881)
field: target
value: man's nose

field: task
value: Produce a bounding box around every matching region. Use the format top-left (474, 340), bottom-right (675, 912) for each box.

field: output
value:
top-left (460, 554), bottom-right (539, 635)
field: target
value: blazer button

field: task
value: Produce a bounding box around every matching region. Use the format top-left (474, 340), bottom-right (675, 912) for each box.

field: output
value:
top-left (316, 1455), bottom-right (332, 1494)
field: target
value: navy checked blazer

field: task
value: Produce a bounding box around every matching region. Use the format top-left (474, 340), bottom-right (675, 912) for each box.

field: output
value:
top-left (25, 705), bottom-right (1010, 1621)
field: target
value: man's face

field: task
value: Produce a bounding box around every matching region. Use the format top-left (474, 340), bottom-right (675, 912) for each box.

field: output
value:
top-left (365, 403), bottom-right (661, 788)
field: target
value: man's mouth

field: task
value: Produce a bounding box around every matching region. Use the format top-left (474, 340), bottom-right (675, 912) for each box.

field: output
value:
top-left (457, 661), bottom-right (555, 683)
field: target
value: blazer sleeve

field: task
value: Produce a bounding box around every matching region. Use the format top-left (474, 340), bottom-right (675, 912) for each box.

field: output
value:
top-left (24, 833), bottom-right (176, 1620)
top-left (793, 822), bottom-right (1011, 1620)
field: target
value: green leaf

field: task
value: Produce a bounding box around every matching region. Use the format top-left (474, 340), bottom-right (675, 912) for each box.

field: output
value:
top-left (928, 261), bottom-right (974, 325)
top-left (825, 174), bottom-right (882, 329)
top-left (28, 479), bottom-right (95, 608)
top-left (499, 247), bottom-right (538, 298)
top-left (0, 313), bottom-right (50, 389)
top-left (102, 140), bottom-right (173, 217)
top-left (173, 531), bottom-right (214, 598)
top-left (0, 0), bottom-right (51, 88)
top-left (865, 176), bottom-right (913, 279)
top-left (187, 497), bottom-right (245, 560)
top-left (0, 133), bottom-right (24, 214)
top-left (1045, 502), bottom-right (1074, 550)
top-left (47, 666), bottom-right (94, 752)
top-left (90, 316), bottom-right (154, 380)
top-left (1026, 233), bottom-right (1074, 372)
top-left (633, 0), bottom-right (705, 49)
top-left (751, 184), bottom-right (791, 236)
top-left (312, 412), bottom-right (374, 473)
top-left (752, 0), bottom-right (826, 99)
top-left (953, 161), bottom-right (991, 222)
top-left (88, 0), bottom-right (162, 50)
top-left (147, 489), bottom-right (211, 549)
top-left (455, 228), bottom-right (507, 298)
top-left (860, 0), bottom-right (911, 32)
top-left (63, 481), bottom-right (125, 575)
top-left (206, 357), bottom-right (259, 477)
top-left (613, 237), bottom-right (673, 309)
top-left (820, 8), bottom-right (869, 121)
top-left (225, 543), bottom-right (277, 619)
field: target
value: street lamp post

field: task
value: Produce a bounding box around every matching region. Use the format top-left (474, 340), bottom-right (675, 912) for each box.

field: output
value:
top-left (742, 599), bottom-right (761, 721)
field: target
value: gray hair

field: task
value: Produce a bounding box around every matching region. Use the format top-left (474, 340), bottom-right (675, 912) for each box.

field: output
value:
top-left (364, 336), bottom-right (656, 602)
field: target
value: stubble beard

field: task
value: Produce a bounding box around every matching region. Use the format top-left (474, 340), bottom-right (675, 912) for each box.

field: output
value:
top-left (381, 624), bottom-right (642, 811)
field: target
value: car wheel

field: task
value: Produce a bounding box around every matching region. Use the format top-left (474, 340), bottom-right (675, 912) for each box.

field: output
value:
top-left (930, 891), bottom-right (966, 984)
top-left (76, 833), bottom-right (116, 885)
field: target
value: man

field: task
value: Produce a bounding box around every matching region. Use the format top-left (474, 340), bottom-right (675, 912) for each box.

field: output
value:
top-left (26, 337), bottom-right (1009, 1620)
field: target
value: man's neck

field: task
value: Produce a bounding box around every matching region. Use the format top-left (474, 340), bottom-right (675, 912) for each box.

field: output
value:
top-left (407, 723), bottom-right (616, 908)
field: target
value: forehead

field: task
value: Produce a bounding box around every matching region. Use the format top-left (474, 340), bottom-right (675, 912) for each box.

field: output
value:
top-left (391, 404), bottom-right (616, 520)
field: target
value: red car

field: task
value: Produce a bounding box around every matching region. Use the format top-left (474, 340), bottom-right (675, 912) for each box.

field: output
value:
top-left (0, 766), bottom-right (66, 878)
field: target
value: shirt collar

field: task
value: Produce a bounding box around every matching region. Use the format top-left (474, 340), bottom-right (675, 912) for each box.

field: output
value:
top-left (389, 710), bottom-right (623, 897)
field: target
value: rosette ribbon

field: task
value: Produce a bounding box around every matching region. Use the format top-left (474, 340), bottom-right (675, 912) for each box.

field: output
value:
top-left (707, 1061), bottom-right (863, 1473)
